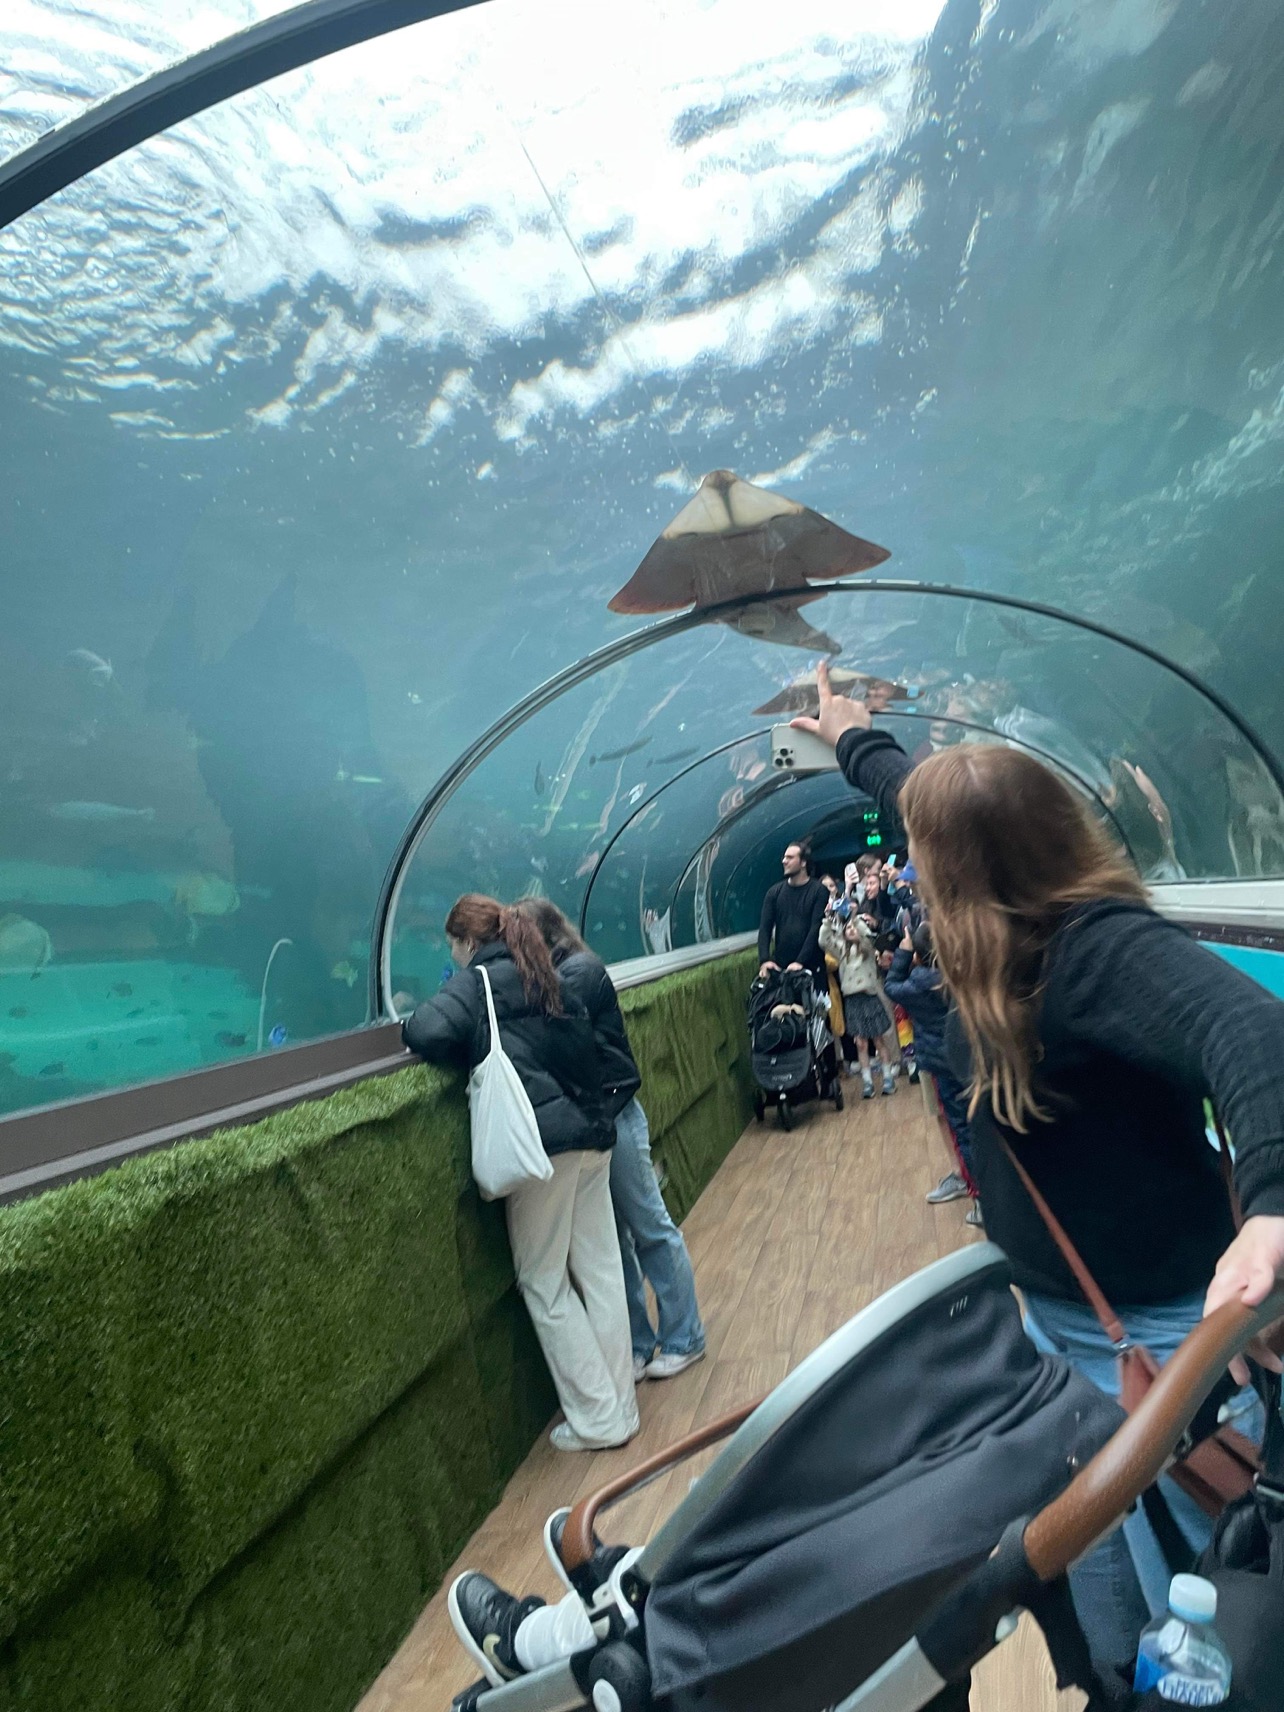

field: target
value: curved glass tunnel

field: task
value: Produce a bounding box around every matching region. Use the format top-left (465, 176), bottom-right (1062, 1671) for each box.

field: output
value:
top-left (4, 0), bottom-right (1284, 1118)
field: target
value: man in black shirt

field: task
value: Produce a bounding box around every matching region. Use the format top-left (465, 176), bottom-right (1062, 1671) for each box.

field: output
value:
top-left (758, 840), bottom-right (829, 982)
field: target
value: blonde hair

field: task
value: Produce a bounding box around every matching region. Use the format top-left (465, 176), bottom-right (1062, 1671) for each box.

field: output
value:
top-left (898, 745), bottom-right (1147, 1130)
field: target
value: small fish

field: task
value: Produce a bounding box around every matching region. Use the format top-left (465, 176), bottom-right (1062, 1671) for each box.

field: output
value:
top-left (534, 762), bottom-right (546, 797)
top-left (351, 774), bottom-right (383, 786)
top-left (208, 1009), bottom-right (229, 1020)
top-left (624, 783), bottom-right (647, 807)
top-left (39, 1061), bottom-right (66, 1077)
top-left (7, 1006), bottom-right (27, 1018)
top-left (330, 961), bottom-right (360, 988)
top-left (649, 747), bottom-right (700, 765)
top-left (589, 739), bottom-right (651, 765)
top-left (49, 801), bottom-right (156, 823)
top-left (126, 1007), bottom-right (145, 1018)
top-left (111, 982), bottom-right (133, 998)
top-left (66, 648), bottom-right (113, 685)
top-left (530, 856), bottom-right (548, 874)
top-left (133, 1035), bottom-right (161, 1047)
top-left (214, 1030), bottom-right (248, 1048)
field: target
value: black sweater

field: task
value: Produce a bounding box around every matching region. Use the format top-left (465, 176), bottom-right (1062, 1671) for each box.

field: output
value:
top-left (758, 877), bottom-right (829, 973)
top-left (401, 941), bottom-right (613, 1156)
top-left (836, 727), bottom-right (1284, 1303)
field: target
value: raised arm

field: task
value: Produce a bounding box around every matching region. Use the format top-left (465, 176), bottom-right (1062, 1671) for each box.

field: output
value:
top-left (790, 661), bottom-right (911, 826)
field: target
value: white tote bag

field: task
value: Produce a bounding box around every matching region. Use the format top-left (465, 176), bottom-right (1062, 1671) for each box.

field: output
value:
top-left (468, 963), bottom-right (553, 1201)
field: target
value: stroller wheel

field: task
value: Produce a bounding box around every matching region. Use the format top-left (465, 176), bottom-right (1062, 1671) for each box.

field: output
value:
top-left (832, 1079), bottom-right (844, 1112)
top-left (586, 1640), bottom-right (652, 1712)
top-left (752, 1091), bottom-right (765, 1124)
top-left (778, 1096), bottom-right (794, 1131)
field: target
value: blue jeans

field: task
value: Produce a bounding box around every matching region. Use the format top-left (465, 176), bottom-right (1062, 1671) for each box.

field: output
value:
top-left (1023, 1290), bottom-right (1265, 1670)
top-left (610, 1099), bottom-right (705, 1364)
top-left (932, 1069), bottom-right (974, 1178)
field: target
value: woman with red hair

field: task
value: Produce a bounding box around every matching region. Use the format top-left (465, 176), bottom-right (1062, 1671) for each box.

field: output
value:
top-left (404, 894), bottom-right (638, 1452)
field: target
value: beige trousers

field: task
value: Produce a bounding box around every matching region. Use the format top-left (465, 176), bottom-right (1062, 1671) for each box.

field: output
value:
top-left (506, 1149), bottom-right (639, 1446)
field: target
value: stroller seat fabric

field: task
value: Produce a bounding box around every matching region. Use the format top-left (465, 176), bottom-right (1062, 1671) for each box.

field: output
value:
top-left (643, 1256), bottom-right (1123, 1712)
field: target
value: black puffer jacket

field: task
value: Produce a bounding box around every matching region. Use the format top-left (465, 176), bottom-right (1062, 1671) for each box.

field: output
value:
top-left (554, 947), bottom-right (642, 1120)
top-left (402, 940), bottom-right (613, 1156)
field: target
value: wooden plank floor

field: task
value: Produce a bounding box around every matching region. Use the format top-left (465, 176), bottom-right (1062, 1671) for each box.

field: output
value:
top-left (359, 1080), bottom-right (1083, 1712)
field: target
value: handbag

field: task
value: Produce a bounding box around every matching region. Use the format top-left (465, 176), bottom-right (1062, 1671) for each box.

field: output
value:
top-left (1001, 1127), bottom-right (1260, 1518)
top-left (467, 963), bottom-right (553, 1202)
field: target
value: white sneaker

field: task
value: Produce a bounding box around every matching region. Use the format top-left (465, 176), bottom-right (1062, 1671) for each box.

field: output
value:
top-left (644, 1349), bottom-right (706, 1381)
top-left (926, 1171), bottom-right (969, 1205)
top-left (549, 1422), bottom-right (636, 1452)
top-left (632, 1355), bottom-right (649, 1383)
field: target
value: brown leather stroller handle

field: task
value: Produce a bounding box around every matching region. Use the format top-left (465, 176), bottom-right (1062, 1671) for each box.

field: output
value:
top-left (561, 1402), bottom-right (760, 1570)
top-left (1024, 1285), bottom-right (1284, 1581)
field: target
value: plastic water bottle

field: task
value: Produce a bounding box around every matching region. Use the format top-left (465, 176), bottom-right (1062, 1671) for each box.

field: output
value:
top-left (1133, 1574), bottom-right (1232, 1704)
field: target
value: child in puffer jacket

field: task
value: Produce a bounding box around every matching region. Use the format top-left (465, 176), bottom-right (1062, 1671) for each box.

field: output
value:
top-left (884, 922), bottom-right (979, 1218)
top-left (819, 912), bottom-right (898, 1099)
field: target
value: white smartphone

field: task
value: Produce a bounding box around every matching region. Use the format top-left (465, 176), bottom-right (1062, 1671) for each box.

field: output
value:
top-left (770, 724), bottom-right (841, 774)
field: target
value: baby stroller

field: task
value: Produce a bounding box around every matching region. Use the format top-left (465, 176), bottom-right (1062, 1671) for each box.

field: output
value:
top-left (747, 967), bottom-right (843, 1130)
top-left (456, 1244), bottom-right (1284, 1712)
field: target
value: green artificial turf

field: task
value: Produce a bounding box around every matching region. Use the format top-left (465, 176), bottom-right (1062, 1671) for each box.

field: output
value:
top-left (0, 949), bottom-right (755, 1712)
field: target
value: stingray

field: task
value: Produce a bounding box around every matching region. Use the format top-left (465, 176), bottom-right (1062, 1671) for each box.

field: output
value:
top-left (753, 666), bottom-right (913, 717)
top-left (609, 470), bottom-right (889, 654)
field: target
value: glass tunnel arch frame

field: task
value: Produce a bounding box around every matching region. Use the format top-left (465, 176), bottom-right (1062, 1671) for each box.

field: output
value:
top-left (587, 706), bottom-right (1136, 944)
top-left (375, 578), bottom-right (1284, 1015)
top-left (2, 20), bottom-right (1280, 1016)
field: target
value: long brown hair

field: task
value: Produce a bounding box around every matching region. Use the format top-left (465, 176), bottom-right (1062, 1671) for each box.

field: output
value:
top-left (510, 896), bottom-right (591, 958)
top-left (445, 893), bottom-right (563, 1015)
top-left (898, 745), bottom-right (1147, 1130)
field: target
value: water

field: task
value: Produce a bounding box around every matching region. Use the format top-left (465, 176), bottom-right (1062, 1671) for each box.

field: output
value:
top-left (4, 0), bottom-right (1284, 1114)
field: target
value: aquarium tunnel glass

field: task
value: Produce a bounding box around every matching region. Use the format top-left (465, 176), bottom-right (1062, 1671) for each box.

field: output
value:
top-left (3, 0), bottom-right (1284, 1116)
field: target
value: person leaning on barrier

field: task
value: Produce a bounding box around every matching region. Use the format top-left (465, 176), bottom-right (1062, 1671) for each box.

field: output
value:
top-left (402, 894), bottom-right (638, 1453)
top-left (512, 898), bottom-right (706, 1384)
top-left (790, 662), bottom-right (1284, 1670)
top-left (757, 838), bottom-right (828, 983)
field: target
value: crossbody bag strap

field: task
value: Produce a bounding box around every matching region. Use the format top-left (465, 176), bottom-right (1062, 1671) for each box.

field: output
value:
top-left (1210, 1108), bottom-right (1244, 1231)
top-left (999, 1137), bottom-right (1130, 1348)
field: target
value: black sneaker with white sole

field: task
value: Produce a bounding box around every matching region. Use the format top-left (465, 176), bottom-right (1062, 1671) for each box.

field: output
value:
top-left (543, 1507), bottom-right (632, 1601)
top-left (448, 1572), bottom-right (545, 1686)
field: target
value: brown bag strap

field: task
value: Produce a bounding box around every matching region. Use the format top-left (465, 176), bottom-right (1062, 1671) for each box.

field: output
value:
top-left (1002, 1104), bottom-right (1242, 1350)
top-left (999, 1137), bottom-right (1130, 1348)
top-left (1210, 1109), bottom-right (1243, 1231)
